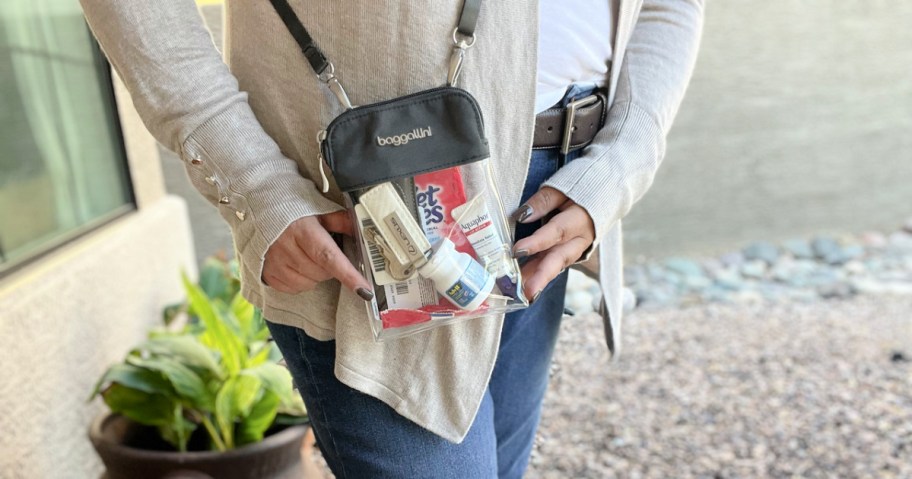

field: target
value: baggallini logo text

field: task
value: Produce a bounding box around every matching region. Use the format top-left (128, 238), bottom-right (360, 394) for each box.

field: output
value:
top-left (377, 127), bottom-right (433, 146)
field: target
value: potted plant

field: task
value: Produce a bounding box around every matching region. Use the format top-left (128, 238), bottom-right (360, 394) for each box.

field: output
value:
top-left (89, 257), bottom-right (315, 479)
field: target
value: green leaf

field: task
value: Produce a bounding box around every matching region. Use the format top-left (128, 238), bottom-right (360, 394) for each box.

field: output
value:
top-left (230, 292), bottom-right (256, 341)
top-left (198, 257), bottom-right (232, 302)
top-left (248, 341), bottom-right (281, 366)
top-left (274, 412), bottom-right (309, 427)
top-left (250, 308), bottom-right (269, 342)
top-left (102, 384), bottom-right (175, 427)
top-left (90, 363), bottom-right (174, 400)
top-left (236, 390), bottom-right (280, 446)
top-left (157, 403), bottom-right (197, 452)
top-left (182, 272), bottom-right (245, 375)
top-left (139, 336), bottom-right (223, 378)
top-left (214, 375), bottom-right (262, 449)
top-left (227, 259), bottom-right (241, 281)
top-left (128, 356), bottom-right (212, 409)
top-left (161, 302), bottom-right (185, 327)
top-left (277, 392), bottom-right (308, 418)
top-left (266, 341), bottom-right (284, 363)
top-left (243, 363), bottom-right (293, 401)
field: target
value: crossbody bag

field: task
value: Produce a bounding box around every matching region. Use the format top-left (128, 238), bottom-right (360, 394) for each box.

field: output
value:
top-left (269, 0), bottom-right (528, 340)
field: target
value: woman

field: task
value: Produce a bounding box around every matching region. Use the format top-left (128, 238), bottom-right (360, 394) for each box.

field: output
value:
top-left (80, 0), bottom-right (703, 476)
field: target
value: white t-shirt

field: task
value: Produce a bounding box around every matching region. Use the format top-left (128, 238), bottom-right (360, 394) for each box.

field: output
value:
top-left (535, 1), bottom-right (614, 114)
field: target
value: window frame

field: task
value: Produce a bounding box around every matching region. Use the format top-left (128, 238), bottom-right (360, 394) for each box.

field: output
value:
top-left (0, 24), bottom-right (136, 278)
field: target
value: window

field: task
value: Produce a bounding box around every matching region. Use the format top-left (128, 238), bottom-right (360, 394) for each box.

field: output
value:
top-left (0, 0), bottom-right (133, 273)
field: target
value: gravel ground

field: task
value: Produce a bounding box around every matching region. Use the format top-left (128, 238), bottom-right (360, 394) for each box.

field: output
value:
top-left (531, 296), bottom-right (912, 479)
top-left (308, 296), bottom-right (911, 478)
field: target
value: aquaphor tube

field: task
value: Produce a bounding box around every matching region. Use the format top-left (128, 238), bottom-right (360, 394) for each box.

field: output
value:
top-left (451, 195), bottom-right (520, 300)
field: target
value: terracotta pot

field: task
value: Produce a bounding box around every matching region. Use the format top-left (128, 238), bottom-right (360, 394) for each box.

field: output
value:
top-left (89, 413), bottom-right (309, 479)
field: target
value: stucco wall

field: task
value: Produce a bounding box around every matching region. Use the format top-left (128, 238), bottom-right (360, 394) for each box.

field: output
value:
top-left (623, 2), bottom-right (912, 258)
top-left (0, 74), bottom-right (195, 477)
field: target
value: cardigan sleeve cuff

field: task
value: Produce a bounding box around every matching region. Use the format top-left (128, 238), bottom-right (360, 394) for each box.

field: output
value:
top-left (542, 101), bottom-right (665, 262)
top-left (179, 101), bottom-right (343, 301)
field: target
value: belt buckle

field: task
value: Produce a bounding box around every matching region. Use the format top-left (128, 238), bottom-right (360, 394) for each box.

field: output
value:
top-left (561, 94), bottom-right (599, 155)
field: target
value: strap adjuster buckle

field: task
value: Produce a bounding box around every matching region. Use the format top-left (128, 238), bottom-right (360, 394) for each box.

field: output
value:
top-left (561, 94), bottom-right (599, 155)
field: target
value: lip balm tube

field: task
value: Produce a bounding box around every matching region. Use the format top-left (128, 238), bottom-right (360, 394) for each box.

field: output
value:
top-left (451, 197), bottom-right (520, 300)
top-left (418, 238), bottom-right (494, 311)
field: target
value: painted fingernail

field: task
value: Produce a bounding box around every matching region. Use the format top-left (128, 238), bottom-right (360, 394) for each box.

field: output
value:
top-left (530, 290), bottom-right (543, 304)
top-left (513, 249), bottom-right (530, 259)
top-left (357, 288), bottom-right (374, 301)
top-left (514, 204), bottom-right (533, 223)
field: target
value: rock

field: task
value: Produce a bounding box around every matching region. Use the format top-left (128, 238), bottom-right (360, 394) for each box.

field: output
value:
top-left (812, 236), bottom-right (842, 261)
top-left (860, 231), bottom-right (888, 249)
top-left (888, 232), bottom-right (912, 250)
top-left (817, 244), bottom-right (864, 266)
top-left (864, 257), bottom-right (886, 274)
top-left (567, 270), bottom-right (596, 293)
top-left (807, 269), bottom-right (846, 287)
top-left (587, 280), bottom-right (602, 296)
top-left (788, 289), bottom-right (820, 303)
top-left (758, 283), bottom-right (789, 301)
top-left (624, 264), bottom-right (649, 284)
top-left (890, 351), bottom-right (908, 363)
top-left (743, 241), bottom-right (781, 265)
top-left (817, 282), bottom-right (854, 299)
top-left (701, 287), bottom-right (731, 303)
top-left (566, 290), bottom-right (595, 314)
top-left (714, 269), bottom-right (744, 291)
top-left (719, 252), bottom-right (745, 267)
top-left (684, 275), bottom-right (713, 290)
top-left (732, 290), bottom-right (763, 304)
top-left (621, 288), bottom-right (637, 313)
top-left (785, 276), bottom-right (810, 288)
top-left (841, 245), bottom-right (865, 261)
top-left (665, 273), bottom-right (683, 288)
top-left (843, 260), bottom-right (866, 275)
top-left (664, 257), bottom-right (704, 278)
top-left (848, 277), bottom-right (912, 295)
top-left (740, 260), bottom-right (767, 279)
top-left (849, 278), bottom-right (885, 294)
top-left (636, 288), bottom-right (675, 307)
top-left (770, 260), bottom-right (796, 283)
top-left (784, 239), bottom-right (815, 259)
top-left (647, 264), bottom-right (666, 282)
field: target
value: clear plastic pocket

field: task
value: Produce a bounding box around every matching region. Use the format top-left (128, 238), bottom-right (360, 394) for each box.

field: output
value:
top-left (345, 161), bottom-right (528, 340)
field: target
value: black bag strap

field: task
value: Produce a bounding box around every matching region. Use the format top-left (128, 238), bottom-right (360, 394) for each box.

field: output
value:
top-left (456, 0), bottom-right (482, 38)
top-left (268, 0), bottom-right (482, 95)
top-left (267, 0), bottom-right (330, 75)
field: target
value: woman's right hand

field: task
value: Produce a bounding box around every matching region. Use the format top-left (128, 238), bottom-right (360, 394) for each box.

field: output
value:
top-left (262, 211), bottom-right (374, 301)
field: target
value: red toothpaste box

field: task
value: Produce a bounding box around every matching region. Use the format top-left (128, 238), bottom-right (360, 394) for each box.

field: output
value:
top-left (413, 167), bottom-right (474, 256)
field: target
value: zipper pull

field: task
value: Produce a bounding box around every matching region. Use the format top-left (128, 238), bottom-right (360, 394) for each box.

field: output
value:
top-left (316, 130), bottom-right (329, 193)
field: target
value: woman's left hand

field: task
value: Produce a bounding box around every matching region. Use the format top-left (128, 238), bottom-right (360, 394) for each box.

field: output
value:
top-left (511, 186), bottom-right (596, 302)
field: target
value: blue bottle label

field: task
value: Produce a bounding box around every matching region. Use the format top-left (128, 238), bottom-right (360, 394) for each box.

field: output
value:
top-left (445, 259), bottom-right (490, 307)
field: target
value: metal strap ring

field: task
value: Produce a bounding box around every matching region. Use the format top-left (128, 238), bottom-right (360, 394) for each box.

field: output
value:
top-left (452, 28), bottom-right (476, 48)
top-left (317, 61), bottom-right (336, 82)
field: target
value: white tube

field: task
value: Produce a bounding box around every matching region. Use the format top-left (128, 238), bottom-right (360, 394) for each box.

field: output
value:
top-left (451, 195), bottom-right (519, 299)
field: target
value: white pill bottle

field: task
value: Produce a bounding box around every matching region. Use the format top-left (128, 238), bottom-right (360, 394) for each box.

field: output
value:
top-left (418, 238), bottom-right (495, 311)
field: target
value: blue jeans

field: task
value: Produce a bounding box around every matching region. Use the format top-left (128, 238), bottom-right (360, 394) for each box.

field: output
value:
top-left (267, 85), bottom-right (593, 478)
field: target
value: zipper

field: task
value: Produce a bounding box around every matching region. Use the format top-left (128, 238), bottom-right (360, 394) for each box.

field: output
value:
top-left (321, 86), bottom-right (485, 171)
top-left (315, 129), bottom-right (329, 193)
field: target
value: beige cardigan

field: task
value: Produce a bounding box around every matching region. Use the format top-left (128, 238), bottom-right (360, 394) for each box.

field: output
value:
top-left (80, 0), bottom-right (703, 443)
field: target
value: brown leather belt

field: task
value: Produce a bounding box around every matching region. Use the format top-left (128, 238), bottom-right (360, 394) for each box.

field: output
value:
top-left (532, 89), bottom-right (608, 154)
